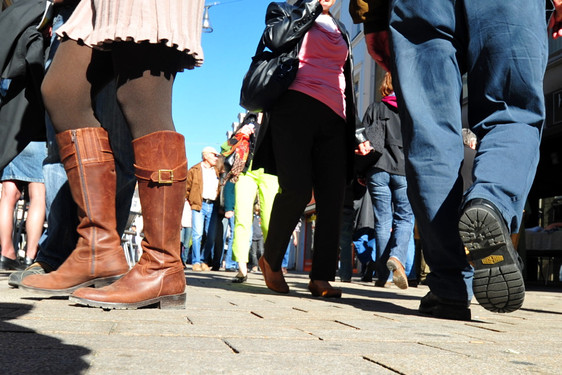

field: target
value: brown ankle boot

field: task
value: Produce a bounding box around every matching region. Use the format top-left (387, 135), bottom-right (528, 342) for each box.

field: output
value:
top-left (21, 128), bottom-right (129, 296)
top-left (70, 131), bottom-right (188, 309)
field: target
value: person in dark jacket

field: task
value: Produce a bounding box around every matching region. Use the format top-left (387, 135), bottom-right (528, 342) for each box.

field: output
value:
top-left (360, 72), bottom-right (414, 290)
top-left (252, 0), bottom-right (365, 298)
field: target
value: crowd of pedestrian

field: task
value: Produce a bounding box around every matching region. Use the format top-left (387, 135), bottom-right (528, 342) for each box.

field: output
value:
top-left (1, 0), bottom-right (562, 324)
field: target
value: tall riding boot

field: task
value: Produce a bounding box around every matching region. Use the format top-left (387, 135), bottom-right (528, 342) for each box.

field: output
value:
top-left (70, 131), bottom-right (187, 309)
top-left (21, 128), bottom-right (129, 295)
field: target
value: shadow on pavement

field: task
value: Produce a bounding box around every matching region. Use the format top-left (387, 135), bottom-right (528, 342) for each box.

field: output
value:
top-left (0, 302), bottom-right (91, 374)
top-left (186, 271), bottom-right (423, 317)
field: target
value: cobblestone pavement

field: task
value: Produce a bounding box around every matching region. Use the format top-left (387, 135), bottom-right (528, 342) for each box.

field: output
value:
top-left (1, 268), bottom-right (561, 375)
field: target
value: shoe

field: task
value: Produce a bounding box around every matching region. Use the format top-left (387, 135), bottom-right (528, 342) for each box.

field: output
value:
top-left (232, 273), bottom-right (247, 283)
top-left (360, 261), bottom-right (375, 282)
top-left (250, 266), bottom-right (259, 273)
top-left (201, 263), bottom-right (211, 271)
top-left (387, 257), bottom-right (408, 290)
top-left (282, 267), bottom-right (288, 275)
top-left (419, 292), bottom-right (471, 321)
top-left (459, 198), bottom-right (525, 313)
top-left (0, 256), bottom-right (24, 271)
top-left (225, 268), bottom-right (237, 272)
top-left (192, 263), bottom-right (202, 272)
top-left (211, 266), bottom-right (220, 271)
top-left (8, 262), bottom-right (50, 288)
top-left (308, 280), bottom-right (342, 298)
top-left (259, 256), bottom-right (289, 293)
top-left (24, 257), bottom-right (34, 267)
top-left (374, 280), bottom-right (391, 288)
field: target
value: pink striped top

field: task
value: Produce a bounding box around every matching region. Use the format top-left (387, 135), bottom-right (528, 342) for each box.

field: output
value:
top-left (288, 14), bottom-right (348, 120)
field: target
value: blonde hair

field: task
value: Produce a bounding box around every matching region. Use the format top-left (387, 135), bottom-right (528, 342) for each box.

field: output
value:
top-left (379, 72), bottom-right (394, 97)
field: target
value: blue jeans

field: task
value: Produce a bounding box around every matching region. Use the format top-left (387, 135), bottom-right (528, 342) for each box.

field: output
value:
top-left (36, 6), bottom-right (136, 269)
top-left (223, 216), bottom-right (237, 270)
top-left (180, 227), bottom-right (192, 264)
top-left (366, 169), bottom-right (414, 281)
top-left (390, 0), bottom-right (548, 301)
top-left (191, 201), bottom-right (218, 265)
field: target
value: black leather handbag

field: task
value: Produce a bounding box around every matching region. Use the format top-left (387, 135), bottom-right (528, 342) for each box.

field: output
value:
top-left (239, 37), bottom-right (299, 112)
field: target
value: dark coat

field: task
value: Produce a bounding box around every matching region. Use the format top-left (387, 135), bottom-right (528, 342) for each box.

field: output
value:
top-left (0, 0), bottom-right (48, 170)
top-left (252, 0), bottom-right (365, 182)
top-left (361, 100), bottom-right (405, 176)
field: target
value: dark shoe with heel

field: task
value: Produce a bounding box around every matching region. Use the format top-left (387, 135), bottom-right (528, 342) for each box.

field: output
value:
top-left (419, 292), bottom-right (471, 321)
top-left (0, 256), bottom-right (24, 271)
top-left (459, 199), bottom-right (525, 313)
top-left (259, 256), bottom-right (289, 293)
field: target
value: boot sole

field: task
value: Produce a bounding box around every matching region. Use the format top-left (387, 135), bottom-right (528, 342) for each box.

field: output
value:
top-left (458, 202), bottom-right (524, 313)
top-left (19, 274), bottom-right (125, 297)
top-left (69, 292), bottom-right (187, 310)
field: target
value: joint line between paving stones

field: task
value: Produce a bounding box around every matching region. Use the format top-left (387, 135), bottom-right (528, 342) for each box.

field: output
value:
top-left (251, 311), bottom-right (264, 319)
top-left (362, 356), bottom-right (405, 374)
top-left (465, 323), bottom-right (503, 333)
top-left (334, 320), bottom-right (360, 330)
top-left (222, 339), bottom-right (240, 354)
top-left (185, 316), bottom-right (194, 325)
top-left (417, 342), bottom-right (470, 357)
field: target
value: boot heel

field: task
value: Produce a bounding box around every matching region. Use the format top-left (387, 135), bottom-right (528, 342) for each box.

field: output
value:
top-left (158, 293), bottom-right (186, 309)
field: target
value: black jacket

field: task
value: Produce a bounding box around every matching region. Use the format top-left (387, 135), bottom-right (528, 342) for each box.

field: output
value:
top-left (361, 100), bottom-right (405, 176)
top-left (253, 0), bottom-right (365, 181)
top-left (0, 0), bottom-right (47, 170)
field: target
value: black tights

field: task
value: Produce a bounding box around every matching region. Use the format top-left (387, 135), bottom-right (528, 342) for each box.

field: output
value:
top-left (42, 40), bottom-right (181, 139)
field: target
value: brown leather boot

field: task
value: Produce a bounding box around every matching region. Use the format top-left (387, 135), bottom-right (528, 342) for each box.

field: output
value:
top-left (70, 131), bottom-right (187, 309)
top-left (21, 128), bottom-right (129, 296)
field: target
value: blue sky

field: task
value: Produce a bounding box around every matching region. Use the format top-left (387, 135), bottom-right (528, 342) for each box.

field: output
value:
top-left (172, 0), bottom-right (271, 167)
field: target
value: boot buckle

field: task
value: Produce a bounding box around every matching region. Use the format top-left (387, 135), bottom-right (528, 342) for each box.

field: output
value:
top-left (157, 169), bottom-right (174, 184)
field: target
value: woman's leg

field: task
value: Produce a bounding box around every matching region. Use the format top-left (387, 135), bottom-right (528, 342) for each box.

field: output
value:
top-left (24, 182), bottom-right (46, 260)
top-left (41, 39), bottom-right (113, 131)
top-left (0, 181), bottom-right (22, 260)
top-left (70, 43), bottom-right (188, 309)
top-left (232, 173), bottom-right (259, 276)
top-left (22, 40), bottom-right (129, 295)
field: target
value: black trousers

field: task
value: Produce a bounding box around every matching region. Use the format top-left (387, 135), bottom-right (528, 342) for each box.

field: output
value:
top-left (264, 90), bottom-right (347, 281)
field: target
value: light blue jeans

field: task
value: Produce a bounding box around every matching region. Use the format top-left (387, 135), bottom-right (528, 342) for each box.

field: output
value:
top-left (390, 0), bottom-right (548, 301)
top-left (366, 169), bottom-right (415, 281)
top-left (223, 216), bottom-right (237, 270)
top-left (191, 201), bottom-right (218, 265)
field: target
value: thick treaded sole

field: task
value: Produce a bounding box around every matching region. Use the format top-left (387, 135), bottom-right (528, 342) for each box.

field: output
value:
top-left (458, 200), bottom-right (524, 313)
top-left (69, 292), bottom-right (187, 310)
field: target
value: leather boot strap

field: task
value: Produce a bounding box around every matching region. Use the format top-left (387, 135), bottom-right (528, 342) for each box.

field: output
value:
top-left (135, 160), bottom-right (188, 184)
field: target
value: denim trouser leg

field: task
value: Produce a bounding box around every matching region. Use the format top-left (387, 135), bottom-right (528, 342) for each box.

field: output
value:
top-left (201, 202), bottom-right (218, 264)
top-left (390, 0), bottom-right (547, 301)
top-left (191, 210), bottom-right (204, 265)
top-left (388, 174), bottom-right (415, 264)
top-left (338, 205), bottom-right (355, 281)
top-left (181, 227), bottom-right (192, 263)
top-left (223, 216), bottom-right (237, 269)
top-left (367, 169), bottom-right (393, 280)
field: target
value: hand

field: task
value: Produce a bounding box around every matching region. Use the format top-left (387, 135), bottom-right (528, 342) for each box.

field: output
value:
top-left (239, 124), bottom-right (255, 136)
top-left (355, 141), bottom-right (373, 155)
top-left (551, 0), bottom-right (562, 39)
top-left (225, 211), bottom-right (234, 219)
top-left (365, 31), bottom-right (391, 72)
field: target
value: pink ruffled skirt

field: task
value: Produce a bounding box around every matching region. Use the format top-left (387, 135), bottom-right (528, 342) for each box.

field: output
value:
top-left (57, 0), bottom-right (204, 69)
